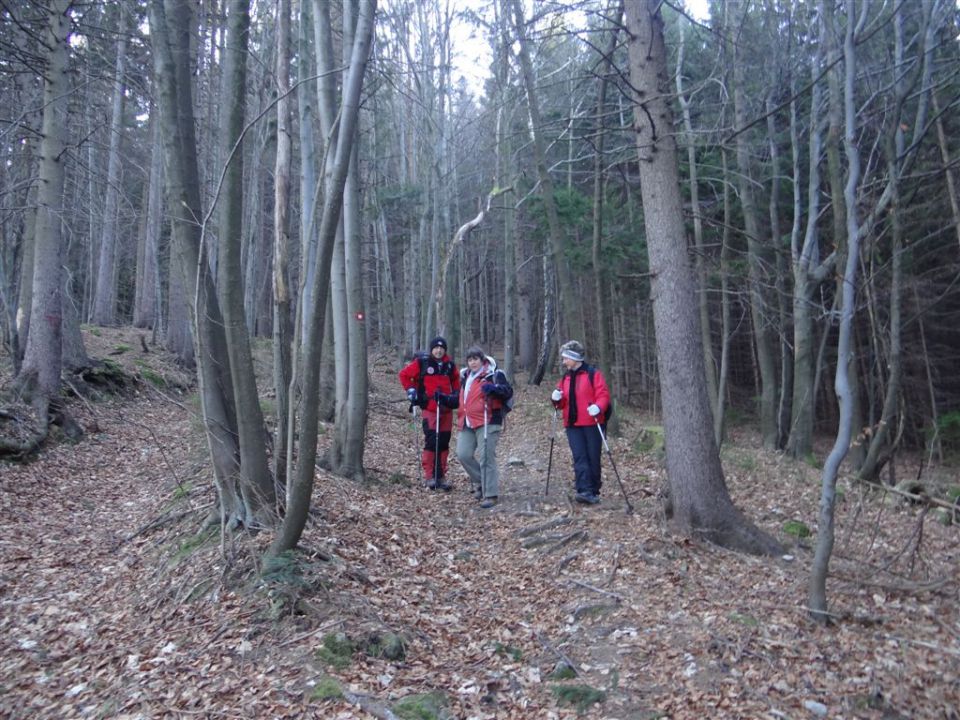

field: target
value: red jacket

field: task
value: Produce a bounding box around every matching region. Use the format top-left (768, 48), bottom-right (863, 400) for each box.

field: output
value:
top-left (553, 364), bottom-right (610, 427)
top-left (457, 357), bottom-right (512, 430)
top-left (399, 353), bottom-right (460, 413)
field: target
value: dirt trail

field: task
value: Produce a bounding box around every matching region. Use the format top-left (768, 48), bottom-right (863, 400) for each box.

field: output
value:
top-left (1, 340), bottom-right (957, 719)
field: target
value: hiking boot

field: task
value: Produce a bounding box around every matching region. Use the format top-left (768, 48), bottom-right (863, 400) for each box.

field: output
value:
top-left (575, 492), bottom-right (600, 505)
top-left (436, 479), bottom-right (452, 492)
top-left (472, 487), bottom-right (483, 499)
top-left (425, 479), bottom-right (438, 490)
top-left (479, 497), bottom-right (498, 508)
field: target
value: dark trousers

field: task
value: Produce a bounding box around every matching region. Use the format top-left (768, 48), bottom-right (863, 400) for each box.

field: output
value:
top-left (566, 424), bottom-right (603, 496)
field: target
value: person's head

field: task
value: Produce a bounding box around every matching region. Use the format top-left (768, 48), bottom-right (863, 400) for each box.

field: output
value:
top-left (560, 340), bottom-right (585, 370)
top-left (430, 336), bottom-right (448, 359)
top-left (465, 345), bottom-right (486, 372)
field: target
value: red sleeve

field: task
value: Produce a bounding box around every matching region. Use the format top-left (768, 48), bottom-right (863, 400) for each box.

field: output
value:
top-left (398, 359), bottom-right (419, 391)
top-left (592, 370), bottom-right (611, 414)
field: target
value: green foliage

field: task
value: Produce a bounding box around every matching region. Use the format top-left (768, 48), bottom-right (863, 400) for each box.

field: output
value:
top-left (171, 482), bottom-right (193, 500)
top-left (388, 471), bottom-right (410, 487)
top-left (392, 691), bottom-right (450, 720)
top-left (170, 526), bottom-right (217, 564)
top-left (803, 452), bottom-right (822, 469)
top-left (782, 520), bottom-right (811, 539)
top-left (549, 662), bottom-right (577, 680)
top-left (308, 676), bottom-right (344, 701)
top-left (365, 632), bottom-right (407, 661)
top-left (260, 550), bottom-right (307, 588)
top-left (112, 344), bottom-right (131, 354)
top-left (551, 684), bottom-right (606, 713)
top-left (315, 632), bottom-right (355, 670)
top-left (729, 612), bottom-right (760, 628)
top-left (138, 366), bottom-right (167, 388)
top-left (633, 426), bottom-right (664, 454)
top-left (83, 325), bottom-right (102, 337)
top-left (259, 397), bottom-right (276, 421)
top-left (933, 411), bottom-right (960, 461)
top-left (493, 641), bottom-right (522, 661)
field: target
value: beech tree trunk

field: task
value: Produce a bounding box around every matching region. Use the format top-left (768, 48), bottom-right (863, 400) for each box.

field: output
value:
top-left (271, 0), bottom-right (376, 556)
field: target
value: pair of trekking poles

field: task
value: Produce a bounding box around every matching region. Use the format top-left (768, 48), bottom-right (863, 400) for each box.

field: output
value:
top-left (411, 400), bottom-right (444, 489)
top-left (544, 408), bottom-right (634, 514)
top-left (411, 396), bottom-right (490, 498)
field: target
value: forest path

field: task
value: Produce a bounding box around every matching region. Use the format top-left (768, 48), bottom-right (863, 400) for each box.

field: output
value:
top-left (1, 335), bottom-right (957, 719)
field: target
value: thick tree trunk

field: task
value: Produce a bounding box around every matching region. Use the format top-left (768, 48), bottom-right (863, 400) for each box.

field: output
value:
top-left (625, 0), bottom-right (781, 556)
top-left (16, 0), bottom-right (72, 425)
top-left (150, 0), bottom-right (245, 524)
top-left (215, 0), bottom-right (276, 526)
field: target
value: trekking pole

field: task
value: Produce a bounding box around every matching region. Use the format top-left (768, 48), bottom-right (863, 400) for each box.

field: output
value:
top-left (545, 409), bottom-right (557, 496)
top-left (434, 400), bottom-right (441, 486)
top-left (594, 418), bottom-right (634, 514)
top-left (481, 399), bottom-right (489, 499)
top-left (411, 404), bottom-right (424, 486)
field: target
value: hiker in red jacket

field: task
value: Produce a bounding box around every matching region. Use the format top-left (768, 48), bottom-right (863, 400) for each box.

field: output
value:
top-left (448, 346), bottom-right (513, 509)
top-left (550, 340), bottom-right (611, 505)
top-left (398, 336), bottom-right (460, 490)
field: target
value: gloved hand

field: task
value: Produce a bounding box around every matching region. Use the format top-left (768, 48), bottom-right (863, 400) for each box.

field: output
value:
top-left (434, 389), bottom-right (444, 403)
top-left (481, 383), bottom-right (496, 395)
top-left (551, 389), bottom-right (563, 402)
top-left (406, 388), bottom-right (418, 402)
top-left (587, 403), bottom-right (601, 417)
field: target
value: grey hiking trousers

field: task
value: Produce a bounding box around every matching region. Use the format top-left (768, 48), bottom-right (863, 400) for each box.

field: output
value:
top-left (456, 424), bottom-right (502, 499)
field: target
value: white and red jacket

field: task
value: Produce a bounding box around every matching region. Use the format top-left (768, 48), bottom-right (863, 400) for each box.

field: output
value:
top-left (457, 356), bottom-right (512, 430)
top-left (552, 363), bottom-right (611, 427)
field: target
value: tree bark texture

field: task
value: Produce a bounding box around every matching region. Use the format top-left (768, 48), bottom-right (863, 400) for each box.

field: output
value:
top-left (625, 0), bottom-right (781, 556)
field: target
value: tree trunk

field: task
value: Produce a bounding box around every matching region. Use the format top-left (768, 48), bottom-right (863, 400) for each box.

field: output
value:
top-left (215, 0), bottom-right (276, 526)
top-left (134, 113), bottom-right (163, 330)
top-left (625, 0), bottom-right (781, 556)
top-left (510, 0), bottom-right (582, 360)
top-left (271, 0), bottom-right (376, 557)
top-left (676, 19), bottom-right (717, 425)
top-left (729, 0), bottom-right (778, 449)
top-left (150, 0), bottom-right (245, 525)
top-left (272, 0), bottom-right (293, 492)
top-left (810, 0), bottom-right (866, 622)
top-left (16, 0), bottom-right (72, 425)
top-left (91, 17), bottom-right (128, 326)
top-left (592, 2), bottom-right (621, 384)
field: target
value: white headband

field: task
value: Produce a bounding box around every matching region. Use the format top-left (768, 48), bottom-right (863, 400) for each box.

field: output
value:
top-left (561, 348), bottom-right (584, 362)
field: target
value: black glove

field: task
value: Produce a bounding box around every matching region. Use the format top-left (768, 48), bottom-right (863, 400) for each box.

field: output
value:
top-left (481, 383), bottom-right (496, 396)
top-left (434, 390), bottom-right (458, 409)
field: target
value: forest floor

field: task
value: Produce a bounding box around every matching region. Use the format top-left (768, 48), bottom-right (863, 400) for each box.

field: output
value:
top-left (1, 327), bottom-right (958, 720)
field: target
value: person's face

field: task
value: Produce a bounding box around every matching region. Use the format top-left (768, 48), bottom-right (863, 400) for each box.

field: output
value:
top-left (561, 356), bottom-right (581, 371)
top-left (467, 355), bottom-right (483, 371)
top-left (431, 345), bottom-right (445, 359)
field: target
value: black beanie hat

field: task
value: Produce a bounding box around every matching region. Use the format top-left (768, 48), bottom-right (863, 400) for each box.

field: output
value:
top-left (430, 336), bottom-right (448, 351)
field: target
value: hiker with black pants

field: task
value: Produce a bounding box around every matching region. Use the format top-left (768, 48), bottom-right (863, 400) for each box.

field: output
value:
top-left (399, 337), bottom-right (460, 491)
top-left (550, 340), bottom-right (611, 505)
top-left (444, 346), bottom-right (513, 509)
